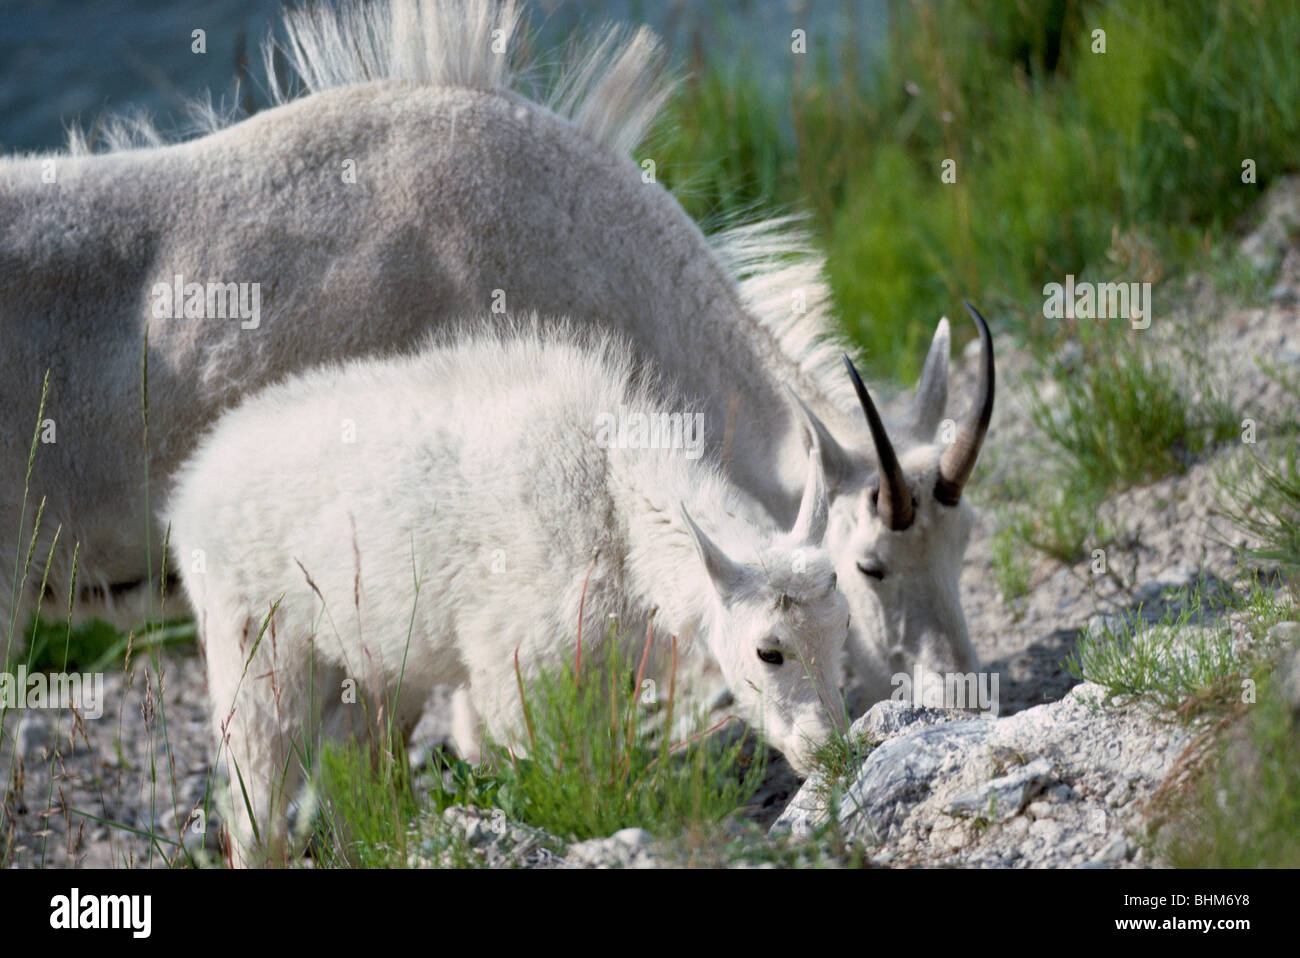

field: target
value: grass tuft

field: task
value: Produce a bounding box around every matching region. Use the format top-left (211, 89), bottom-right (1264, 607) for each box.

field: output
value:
top-left (1065, 580), bottom-right (1293, 719)
top-left (1216, 442), bottom-right (1300, 575)
top-left (1028, 330), bottom-right (1238, 497)
top-left (427, 625), bottom-right (768, 843)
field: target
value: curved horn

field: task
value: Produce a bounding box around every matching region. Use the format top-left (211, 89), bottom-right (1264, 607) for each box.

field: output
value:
top-left (935, 302), bottom-right (995, 506)
top-left (842, 355), bottom-right (914, 531)
top-left (789, 446), bottom-right (829, 545)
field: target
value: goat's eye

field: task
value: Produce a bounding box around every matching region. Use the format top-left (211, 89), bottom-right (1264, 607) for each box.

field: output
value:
top-left (757, 648), bottom-right (784, 666)
top-left (869, 485), bottom-right (879, 509)
top-left (857, 560), bottom-right (885, 581)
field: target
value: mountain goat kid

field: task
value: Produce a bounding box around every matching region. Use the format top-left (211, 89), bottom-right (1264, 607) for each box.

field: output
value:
top-left (166, 325), bottom-right (849, 863)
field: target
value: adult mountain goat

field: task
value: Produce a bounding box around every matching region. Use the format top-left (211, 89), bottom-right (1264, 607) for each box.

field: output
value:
top-left (1, 0), bottom-right (991, 708)
top-left (166, 325), bottom-right (849, 863)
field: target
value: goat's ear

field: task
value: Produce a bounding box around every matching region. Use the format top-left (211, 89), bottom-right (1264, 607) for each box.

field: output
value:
top-left (789, 447), bottom-right (829, 545)
top-left (784, 385), bottom-right (856, 491)
top-left (679, 503), bottom-right (746, 600)
top-left (907, 317), bottom-right (949, 442)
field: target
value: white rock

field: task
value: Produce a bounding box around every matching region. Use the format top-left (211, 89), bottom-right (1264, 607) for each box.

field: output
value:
top-left (773, 682), bottom-right (1190, 869)
top-left (1029, 818), bottom-right (1062, 844)
top-left (611, 827), bottom-right (654, 848)
top-left (947, 758), bottom-right (1054, 822)
top-left (1025, 801), bottom-right (1055, 820)
top-left (1096, 836), bottom-right (1129, 863)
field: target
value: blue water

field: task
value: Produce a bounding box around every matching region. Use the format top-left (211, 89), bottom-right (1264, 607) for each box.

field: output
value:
top-left (0, 0), bottom-right (885, 153)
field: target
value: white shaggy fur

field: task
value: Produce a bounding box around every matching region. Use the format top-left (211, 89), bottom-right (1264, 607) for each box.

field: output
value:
top-left (166, 323), bottom-right (848, 863)
top-left (0, 0), bottom-right (985, 709)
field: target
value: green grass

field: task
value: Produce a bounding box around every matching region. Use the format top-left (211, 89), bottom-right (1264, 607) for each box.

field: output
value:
top-left (1006, 485), bottom-right (1097, 568)
top-left (806, 724), bottom-right (876, 850)
top-left (1161, 664), bottom-right (1300, 867)
top-left (991, 521), bottom-right (1032, 606)
top-left (1028, 325), bottom-right (1239, 496)
top-left (16, 617), bottom-right (119, 673)
top-left (996, 476), bottom-right (1144, 582)
top-left (1216, 442), bottom-right (1300, 575)
top-left (15, 616), bottom-right (195, 674)
top-left (309, 736), bottom-right (478, 869)
top-left (425, 625), bottom-right (769, 844)
top-left (810, 726), bottom-right (873, 791)
top-left (1068, 618), bottom-right (1245, 717)
top-left (653, 0), bottom-right (1300, 380)
top-left (298, 619), bottom-right (785, 867)
top-left (1064, 579), bottom-right (1294, 719)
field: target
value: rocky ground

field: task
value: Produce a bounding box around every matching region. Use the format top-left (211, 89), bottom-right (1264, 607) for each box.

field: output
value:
top-left (3, 179), bottom-right (1298, 869)
top-left (1, 658), bottom-right (213, 868)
